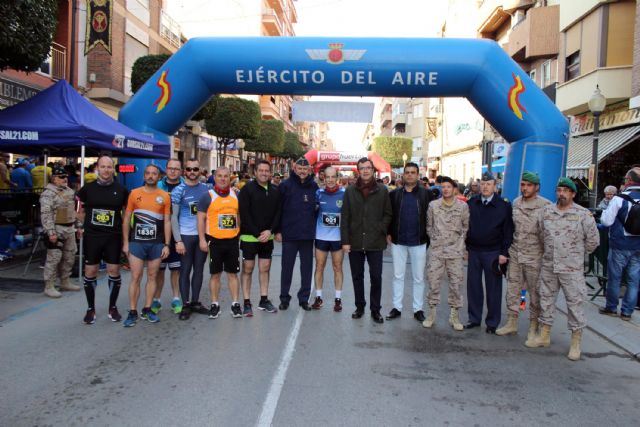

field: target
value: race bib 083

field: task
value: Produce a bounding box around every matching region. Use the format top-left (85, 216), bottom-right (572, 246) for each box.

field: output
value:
top-left (91, 209), bottom-right (115, 227)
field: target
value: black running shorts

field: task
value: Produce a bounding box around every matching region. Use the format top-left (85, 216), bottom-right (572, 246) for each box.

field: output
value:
top-left (83, 233), bottom-right (122, 265)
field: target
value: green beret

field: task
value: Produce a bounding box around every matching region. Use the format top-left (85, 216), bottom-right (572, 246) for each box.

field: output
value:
top-left (557, 177), bottom-right (577, 193)
top-left (521, 171), bottom-right (540, 184)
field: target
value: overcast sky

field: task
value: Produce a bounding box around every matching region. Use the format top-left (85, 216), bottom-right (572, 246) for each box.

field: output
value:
top-left (166, 0), bottom-right (448, 151)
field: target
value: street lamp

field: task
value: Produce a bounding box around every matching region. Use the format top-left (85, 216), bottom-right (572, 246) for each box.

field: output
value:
top-left (402, 152), bottom-right (408, 167)
top-left (588, 85), bottom-right (606, 209)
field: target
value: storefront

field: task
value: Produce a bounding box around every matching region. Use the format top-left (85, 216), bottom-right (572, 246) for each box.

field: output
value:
top-left (566, 104), bottom-right (640, 205)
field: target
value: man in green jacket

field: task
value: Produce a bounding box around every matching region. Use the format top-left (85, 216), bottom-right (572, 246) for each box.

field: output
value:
top-left (341, 157), bottom-right (393, 323)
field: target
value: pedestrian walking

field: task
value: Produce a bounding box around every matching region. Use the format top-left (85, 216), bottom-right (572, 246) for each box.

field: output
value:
top-left (153, 158), bottom-right (185, 315)
top-left (276, 158), bottom-right (319, 311)
top-left (386, 162), bottom-right (433, 322)
top-left (312, 166), bottom-right (345, 312)
top-left (598, 167), bottom-right (640, 321)
top-left (171, 158), bottom-right (211, 320)
top-left (39, 166), bottom-right (81, 298)
top-left (239, 159), bottom-right (281, 316)
top-left (76, 155), bottom-right (129, 324)
top-left (496, 171), bottom-right (550, 345)
top-left (423, 176), bottom-right (468, 331)
top-left (197, 167), bottom-right (243, 319)
top-left (465, 172), bottom-right (514, 333)
top-left (341, 157), bottom-right (392, 323)
top-left (121, 164), bottom-right (171, 327)
top-left (526, 178), bottom-right (599, 361)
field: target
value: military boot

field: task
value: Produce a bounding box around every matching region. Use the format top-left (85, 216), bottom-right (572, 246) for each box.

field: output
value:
top-left (567, 330), bottom-right (582, 361)
top-left (422, 305), bottom-right (436, 328)
top-left (496, 314), bottom-right (519, 336)
top-left (525, 324), bottom-right (551, 348)
top-left (60, 278), bottom-right (81, 292)
top-left (44, 280), bottom-right (62, 298)
top-left (523, 320), bottom-right (539, 347)
top-left (448, 307), bottom-right (463, 331)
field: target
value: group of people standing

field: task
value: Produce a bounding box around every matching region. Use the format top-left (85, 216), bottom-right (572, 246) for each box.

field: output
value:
top-left (40, 153), bottom-right (626, 361)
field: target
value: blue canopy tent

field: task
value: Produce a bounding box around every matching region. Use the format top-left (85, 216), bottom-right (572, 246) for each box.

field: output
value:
top-left (482, 156), bottom-right (507, 174)
top-left (0, 80), bottom-right (170, 158)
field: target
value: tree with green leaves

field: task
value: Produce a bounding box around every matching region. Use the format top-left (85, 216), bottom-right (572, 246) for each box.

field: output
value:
top-left (279, 131), bottom-right (304, 159)
top-left (245, 119), bottom-right (285, 158)
top-left (206, 97), bottom-right (261, 166)
top-left (372, 136), bottom-right (413, 168)
top-left (0, 0), bottom-right (59, 72)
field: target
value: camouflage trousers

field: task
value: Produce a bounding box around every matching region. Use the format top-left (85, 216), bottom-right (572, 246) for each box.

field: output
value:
top-left (426, 253), bottom-right (464, 308)
top-left (43, 226), bottom-right (77, 282)
top-left (538, 266), bottom-right (586, 331)
top-left (505, 256), bottom-right (542, 320)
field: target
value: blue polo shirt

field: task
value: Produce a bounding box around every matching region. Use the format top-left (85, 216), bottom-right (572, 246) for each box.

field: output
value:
top-left (398, 188), bottom-right (420, 246)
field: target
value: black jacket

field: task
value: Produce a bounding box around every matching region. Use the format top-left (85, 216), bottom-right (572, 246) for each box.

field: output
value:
top-left (238, 179), bottom-right (281, 238)
top-left (388, 185), bottom-right (433, 245)
top-left (466, 194), bottom-right (514, 256)
top-left (340, 182), bottom-right (393, 251)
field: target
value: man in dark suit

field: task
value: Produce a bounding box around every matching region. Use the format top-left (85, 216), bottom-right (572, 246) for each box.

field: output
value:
top-left (465, 172), bottom-right (514, 333)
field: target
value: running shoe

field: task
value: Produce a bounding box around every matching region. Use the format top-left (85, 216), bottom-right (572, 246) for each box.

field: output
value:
top-left (191, 301), bottom-right (209, 315)
top-left (83, 309), bottom-right (96, 325)
top-left (108, 307), bottom-right (122, 322)
top-left (123, 311), bottom-right (138, 327)
top-left (311, 296), bottom-right (323, 310)
top-left (208, 303), bottom-right (220, 319)
top-left (231, 303), bottom-right (243, 318)
top-left (141, 308), bottom-right (160, 323)
top-left (178, 305), bottom-right (191, 320)
top-left (258, 299), bottom-right (278, 313)
top-left (150, 300), bottom-right (162, 314)
top-left (243, 302), bottom-right (253, 317)
top-left (334, 298), bottom-right (342, 312)
top-left (171, 298), bottom-right (183, 314)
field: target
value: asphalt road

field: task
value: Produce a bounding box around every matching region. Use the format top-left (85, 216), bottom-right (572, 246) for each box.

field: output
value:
top-left (1, 245), bottom-right (639, 426)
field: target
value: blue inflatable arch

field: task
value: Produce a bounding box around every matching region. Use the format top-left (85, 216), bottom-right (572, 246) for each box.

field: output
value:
top-left (119, 37), bottom-right (568, 200)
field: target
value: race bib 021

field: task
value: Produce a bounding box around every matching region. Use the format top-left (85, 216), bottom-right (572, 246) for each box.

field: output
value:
top-left (321, 212), bottom-right (340, 227)
top-left (91, 209), bottom-right (115, 227)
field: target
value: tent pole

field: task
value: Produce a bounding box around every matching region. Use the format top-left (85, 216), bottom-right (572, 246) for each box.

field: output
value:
top-left (43, 150), bottom-right (48, 187)
top-left (78, 145), bottom-right (85, 283)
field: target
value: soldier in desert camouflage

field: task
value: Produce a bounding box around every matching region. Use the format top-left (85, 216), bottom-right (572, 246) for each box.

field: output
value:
top-left (423, 176), bottom-right (469, 331)
top-left (526, 177), bottom-right (599, 361)
top-left (496, 171), bottom-right (550, 345)
top-left (40, 166), bottom-right (81, 298)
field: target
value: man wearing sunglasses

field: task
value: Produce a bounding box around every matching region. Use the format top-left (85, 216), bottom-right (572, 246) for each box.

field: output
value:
top-left (171, 159), bottom-right (212, 319)
top-left (40, 166), bottom-right (82, 298)
top-left (153, 158), bottom-right (185, 315)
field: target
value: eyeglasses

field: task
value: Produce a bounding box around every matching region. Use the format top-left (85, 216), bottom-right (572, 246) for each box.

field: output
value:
top-left (166, 167), bottom-right (181, 171)
top-left (185, 167), bottom-right (200, 172)
top-left (358, 166), bottom-right (373, 171)
top-left (55, 175), bottom-right (68, 179)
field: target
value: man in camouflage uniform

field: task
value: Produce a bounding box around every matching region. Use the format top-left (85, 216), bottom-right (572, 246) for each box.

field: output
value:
top-left (526, 178), bottom-right (599, 361)
top-left (423, 176), bottom-right (469, 331)
top-left (40, 166), bottom-right (81, 298)
top-left (496, 171), bottom-right (550, 345)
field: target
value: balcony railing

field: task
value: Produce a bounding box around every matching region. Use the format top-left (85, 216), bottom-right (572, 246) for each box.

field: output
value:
top-left (262, 8), bottom-right (283, 36)
top-left (39, 42), bottom-right (66, 81)
top-left (160, 10), bottom-right (182, 49)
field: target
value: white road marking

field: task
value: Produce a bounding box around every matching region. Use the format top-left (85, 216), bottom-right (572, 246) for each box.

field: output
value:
top-left (256, 309), bottom-right (304, 427)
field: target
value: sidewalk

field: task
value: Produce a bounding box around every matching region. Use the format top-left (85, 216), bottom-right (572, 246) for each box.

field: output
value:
top-left (555, 276), bottom-right (640, 358)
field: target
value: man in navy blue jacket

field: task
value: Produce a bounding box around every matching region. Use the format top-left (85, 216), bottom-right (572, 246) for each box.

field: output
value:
top-left (599, 166), bottom-right (640, 321)
top-left (276, 158), bottom-right (319, 311)
top-left (466, 172), bottom-right (514, 333)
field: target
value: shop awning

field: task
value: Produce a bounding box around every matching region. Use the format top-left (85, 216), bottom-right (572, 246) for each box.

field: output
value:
top-left (566, 125), bottom-right (640, 178)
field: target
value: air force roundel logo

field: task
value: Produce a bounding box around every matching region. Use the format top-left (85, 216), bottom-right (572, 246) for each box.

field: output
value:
top-left (306, 43), bottom-right (366, 65)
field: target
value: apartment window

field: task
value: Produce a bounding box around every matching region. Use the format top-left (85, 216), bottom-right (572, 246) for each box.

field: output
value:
top-left (412, 103), bottom-right (423, 118)
top-left (529, 69), bottom-right (537, 86)
top-left (565, 51), bottom-right (580, 81)
top-left (541, 60), bottom-right (551, 88)
top-left (413, 137), bottom-right (422, 152)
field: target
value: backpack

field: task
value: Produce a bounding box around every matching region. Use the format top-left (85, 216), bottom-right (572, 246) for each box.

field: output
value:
top-left (616, 194), bottom-right (640, 235)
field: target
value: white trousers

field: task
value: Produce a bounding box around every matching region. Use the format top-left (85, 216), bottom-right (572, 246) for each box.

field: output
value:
top-left (391, 243), bottom-right (427, 312)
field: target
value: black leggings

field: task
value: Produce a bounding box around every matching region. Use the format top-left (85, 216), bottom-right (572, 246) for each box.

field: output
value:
top-left (179, 234), bottom-right (208, 304)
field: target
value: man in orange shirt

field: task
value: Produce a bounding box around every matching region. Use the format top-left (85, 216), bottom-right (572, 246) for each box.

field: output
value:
top-left (122, 164), bottom-right (171, 327)
top-left (197, 167), bottom-right (242, 319)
